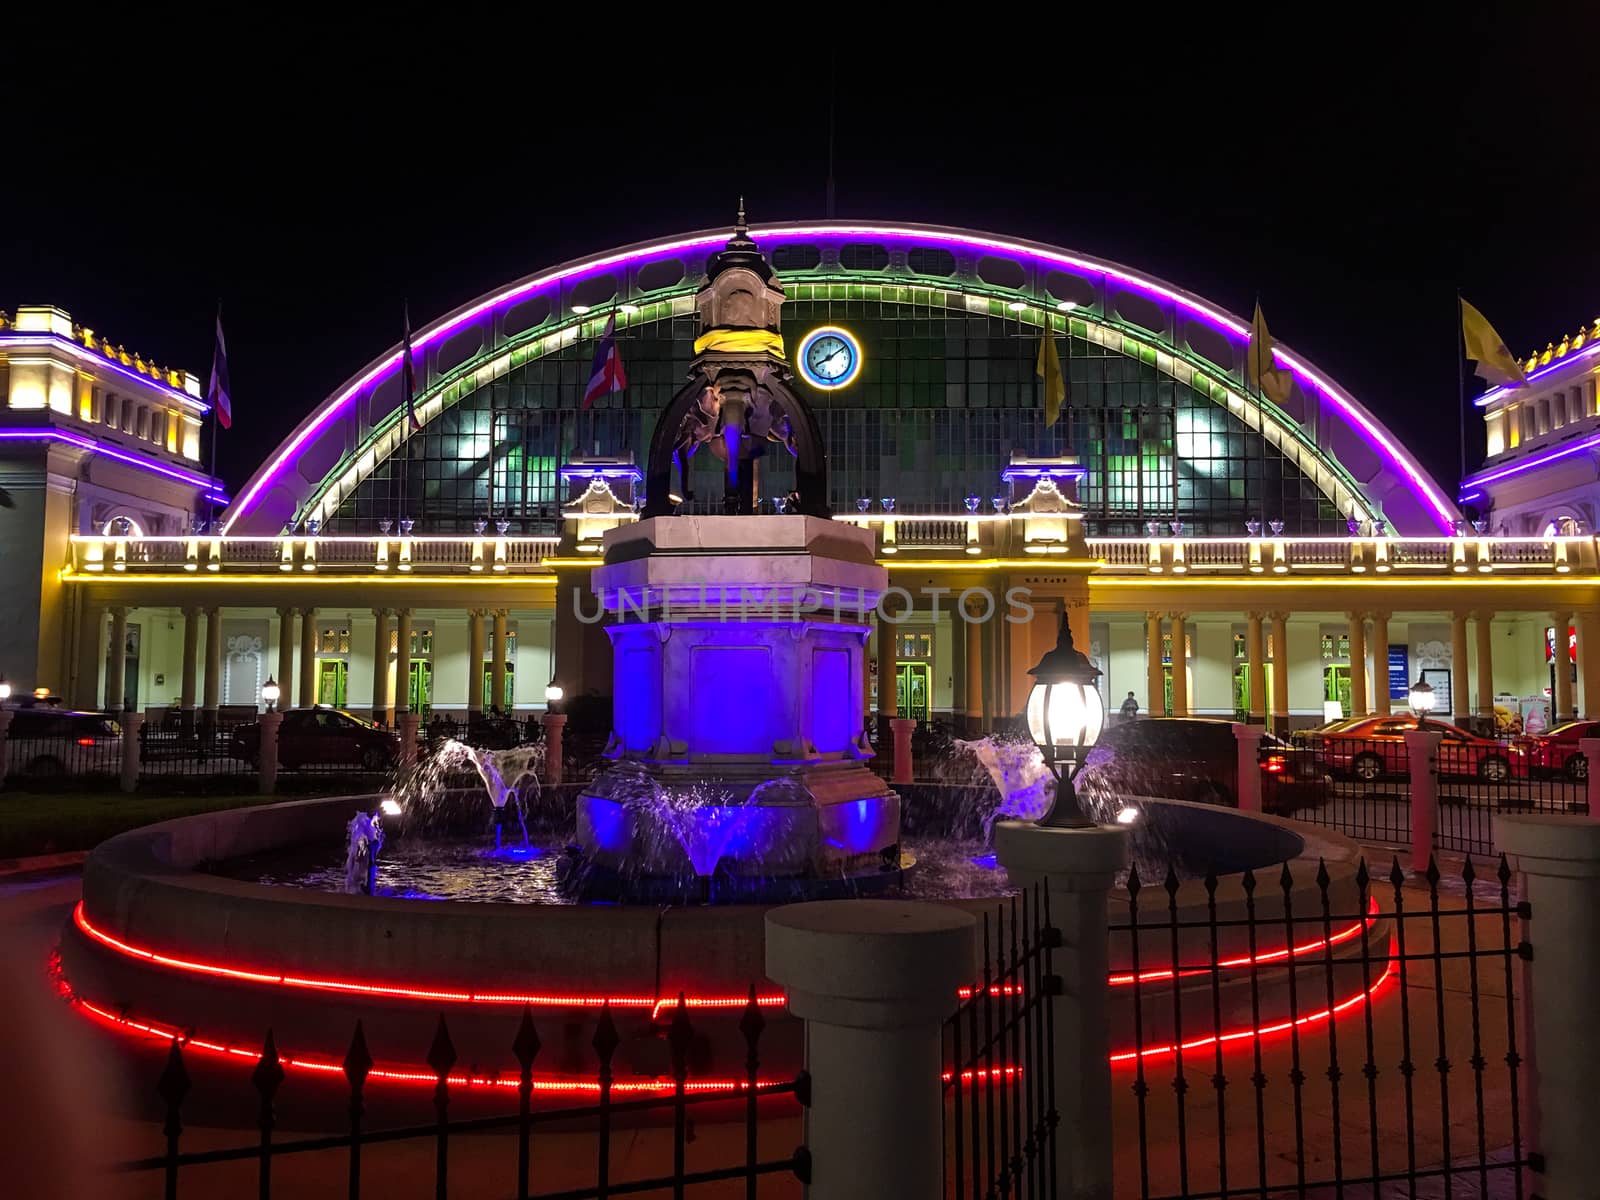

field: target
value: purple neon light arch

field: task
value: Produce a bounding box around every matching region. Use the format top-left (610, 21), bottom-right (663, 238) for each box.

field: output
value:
top-left (223, 222), bottom-right (1458, 534)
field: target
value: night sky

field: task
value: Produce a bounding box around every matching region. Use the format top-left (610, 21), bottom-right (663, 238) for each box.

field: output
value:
top-left (4, 18), bottom-right (1596, 500)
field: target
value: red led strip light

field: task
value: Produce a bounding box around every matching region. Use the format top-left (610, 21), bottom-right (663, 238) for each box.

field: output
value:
top-left (72, 903), bottom-right (784, 1022)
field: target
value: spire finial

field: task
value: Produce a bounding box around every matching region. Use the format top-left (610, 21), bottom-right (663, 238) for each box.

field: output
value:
top-left (736, 196), bottom-right (747, 234)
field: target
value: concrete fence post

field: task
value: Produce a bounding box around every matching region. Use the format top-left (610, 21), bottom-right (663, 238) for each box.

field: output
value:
top-left (398, 712), bottom-right (422, 768)
top-left (1578, 737), bottom-right (1600, 815)
top-left (540, 712), bottom-right (566, 785)
top-left (1493, 814), bottom-right (1600, 1200)
top-left (994, 819), bottom-right (1129, 1200)
top-left (1404, 728), bottom-right (1442, 874)
top-left (0, 708), bottom-right (12, 789)
top-left (1232, 723), bottom-right (1264, 812)
top-left (766, 900), bottom-right (975, 1200)
top-left (119, 710), bottom-right (143, 794)
top-left (257, 710), bottom-right (282, 795)
top-left (889, 716), bottom-right (916, 784)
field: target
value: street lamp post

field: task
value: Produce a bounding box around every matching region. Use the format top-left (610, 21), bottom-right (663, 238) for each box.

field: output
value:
top-left (1025, 612), bottom-right (1105, 828)
top-left (262, 676), bottom-right (281, 713)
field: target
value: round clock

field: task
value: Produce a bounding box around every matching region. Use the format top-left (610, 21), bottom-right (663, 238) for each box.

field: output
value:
top-left (797, 326), bottom-right (863, 390)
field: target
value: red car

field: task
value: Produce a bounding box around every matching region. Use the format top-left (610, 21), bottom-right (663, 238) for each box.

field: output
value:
top-left (230, 707), bottom-right (400, 770)
top-left (1316, 716), bottom-right (1526, 782)
top-left (1521, 719), bottom-right (1600, 781)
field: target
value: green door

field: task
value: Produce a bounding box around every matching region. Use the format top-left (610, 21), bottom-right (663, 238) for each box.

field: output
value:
top-left (409, 661), bottom-right (433, 715)
top-left (1232, 665), bottom-right (1249, 720)
top-left (316, 660), bottom-right (347, 707)
top-left (1324, 665), bottom-right (1352, 717)
top-left (894, 663), bottom-right (931, 722)
top-left (481, 663), bottom-right (515, 711)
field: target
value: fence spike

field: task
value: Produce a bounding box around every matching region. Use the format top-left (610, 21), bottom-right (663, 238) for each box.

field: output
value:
top-left (1497, 853), bottom-right (1512, 886)
top-left (1240, 866), bottom-right (1256, 895)
top-left (251, 1029), bottom-right (285, 1101)
top-left (1278, 860), bottom-right (1295, 892)
top-left (1202, 867), bottom-right (1219, 897)
top-left (1125, 864), bottom-right (1142, 898)
top-left (157, 1038), bottom-right (191, 1111)
top-left (668, 993), bottom-right (694, 1079)
top-left (512, 1004), bottom-right (542, 1072)
top-left (1388, 856), bottom-right (1406, 888)
top-left (1461, 856), bottom-right (1477, 887)
top-left (738, 982), bottom-right (765, 1048)
top-left (343, 1020), bottom-right (373, 1091)
top-left (593, 1000), bottom-right (620, 1066)
top-left (1163, 863), bottom-right (1181, 898)
top-left (426, 1016), bottom-right (457, 1080)
top-left (1425, 855), bottom-right (1441, 888)
top-left (1355, 857), bottom-right (1370, 890)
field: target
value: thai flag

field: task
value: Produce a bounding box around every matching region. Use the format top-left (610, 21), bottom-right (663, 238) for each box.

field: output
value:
top-left (581, 313), bottom-right (626, 410)
top-left (402, 303), bottom-right (421, 431)
top-left (207, 312), bottom-right (232, 429)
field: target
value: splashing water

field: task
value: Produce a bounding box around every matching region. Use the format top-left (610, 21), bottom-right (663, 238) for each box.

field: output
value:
top-left (343, 810), bottom-right (385, 894)
top-left (431, 739), bottom-right (544, 849)
top-left (955, 737), bottom-right (1054, 833)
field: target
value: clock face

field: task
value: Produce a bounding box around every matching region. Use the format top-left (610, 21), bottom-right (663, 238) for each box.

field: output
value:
top-left (798, 326), bottom-right (862, 389)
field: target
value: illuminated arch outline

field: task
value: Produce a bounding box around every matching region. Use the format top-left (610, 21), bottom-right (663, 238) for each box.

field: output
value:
top-left (224, 223), bottom-right (1460, 535)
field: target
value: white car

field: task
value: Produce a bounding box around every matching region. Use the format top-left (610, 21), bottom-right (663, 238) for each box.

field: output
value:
top-left (5, 709), bottom-right (123, 777)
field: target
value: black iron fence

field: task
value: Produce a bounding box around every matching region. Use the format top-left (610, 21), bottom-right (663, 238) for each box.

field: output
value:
top-left (943, 885), bottom-right (1060, 1200)
top-left (121, 992), bottom-right (809, 1199)
top-left (1114, 853), bottom-right (1533, 1199)
top-left (1276, 733), bottom-right (1588, 858)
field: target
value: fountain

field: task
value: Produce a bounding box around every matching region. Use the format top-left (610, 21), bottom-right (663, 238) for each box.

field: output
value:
top-left (342, 809), bottom-right (384, 894)
top-left (430, 739), bottom-right (544, 850)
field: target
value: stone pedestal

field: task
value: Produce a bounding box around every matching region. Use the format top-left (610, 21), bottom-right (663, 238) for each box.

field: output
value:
top-left (1494, 814), bottom-right (1600, 1200)
top-left (258, 711), bottom-right (282, 794)
top-left (1404, 729), bottom-right (1442, 874)
top-left (577, 516), bottom-right (900, 882)
top-left (1232, 723), bottom-right (1264, 812)
top-left (994, 820), bottom-right (1129, 1200)
top-left (119, 711), bottom-right (143, 794)
top-left (889, 716), bottom-right (916, 784)
top-left (541, 712), bottom-right (566, 784)
top-left (766, 901), bottom-right (975, 1200)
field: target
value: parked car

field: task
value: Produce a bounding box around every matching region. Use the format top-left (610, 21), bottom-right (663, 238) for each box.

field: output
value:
top-left (1314, 716), bottom-right (1526, 782)
top-left (1520, 719), bottom-right (1600, 781)
top-left (230, 707), bottom-right (401, 770)
top-left (4, 708), bottom-right (123, 776)
top-left (1077, 717), bottom-right (1329, 813)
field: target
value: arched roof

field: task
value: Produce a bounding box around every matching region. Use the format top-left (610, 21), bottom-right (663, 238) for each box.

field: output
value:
top-left (223, 222), bottom-right (1459, 535)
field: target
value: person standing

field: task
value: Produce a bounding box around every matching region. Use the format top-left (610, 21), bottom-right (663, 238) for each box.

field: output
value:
top-left (1119, 691), bottom-right (1139, 721)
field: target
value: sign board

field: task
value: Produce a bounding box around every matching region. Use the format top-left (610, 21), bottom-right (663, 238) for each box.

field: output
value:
top-left (1421, 667), bottom-right (1452, 717)
top-left (1387, 645), bottom-right (1410, 701)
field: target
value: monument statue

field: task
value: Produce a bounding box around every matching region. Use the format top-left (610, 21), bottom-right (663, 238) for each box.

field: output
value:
top-left (643, 205), bottom-right (830, 517)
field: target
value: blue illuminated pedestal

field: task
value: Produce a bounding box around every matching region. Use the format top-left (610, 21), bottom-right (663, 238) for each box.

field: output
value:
top-left (575, 515), bottom-right (901, 883)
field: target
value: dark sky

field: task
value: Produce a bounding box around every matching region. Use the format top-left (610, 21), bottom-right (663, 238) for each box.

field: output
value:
top-left (5, 15), bottom-right (1597, 499)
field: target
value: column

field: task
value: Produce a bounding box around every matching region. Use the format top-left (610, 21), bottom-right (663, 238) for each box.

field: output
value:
top-left (1168, 611), bottom-right (1188, 717)
top-left (1494, 815), bottom-right (1600, 1200)
top-left (1474, 610), bottom-right (1496, 719)
top-left (1552, 611), bottom-right (1575, 721)
top-left (875, 603), bottom-right (898, 741)
top-left (1145, 611), bottom-right (1165, 717)
top-left (371, 609), bottom-right (390, 724)
top-left (1270, 611), bottom-right (1290, 733)
top-left (765, 901), bottom-right (975, 1200)
top-left (202, 606), bottom-right (222, 721)
top-left (491, 609), bottom-right (509, 714)
top-left (1347, 612), bottom-right (1368, 718)
top-left (1578, 610), bottom-right (1600, 718)
top-left (395, 608), bottom-right (414, 715)
top-left (1370, 610), bottom-right (1392, 716)
top-left (964, 599), bottom-right (984, 735)
top-left (467, 610), bottom-right (486, 714)
top-left (1245, 611), bottom-right (1267, 725)
top-left (298, 608), bottom-right (317, 709)
top-left (994, 819), bottom-right (1129, 1200)
top-left (275, 607), bottom-right (296, 705)
top-left (179, 606), bottom-right (200, 715)
top-left (1451, 610), bottom-right (1471, 723)
top-left (105, 606), bottom-right (128, 712)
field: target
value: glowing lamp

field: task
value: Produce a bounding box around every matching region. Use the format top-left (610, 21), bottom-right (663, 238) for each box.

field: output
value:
top-left (262, 677), bottom-right (281, 712)
top-left (544, 683), bottom-right (564, 703)
top-left (1024, 612), bottom-right (1104, 828)
top-left (1408, 677), bottom-right (1435, 718)
top-left (0, 676), bottom-right (11, 703)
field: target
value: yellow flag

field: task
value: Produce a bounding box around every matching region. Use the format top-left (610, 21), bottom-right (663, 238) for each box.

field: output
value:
top-left (1247, 303), bottom-right (1295, 408)
top-left (1036, 330), bottom-right (1066, 427)
top-left (1460, 298), bottom-right (1528, 388)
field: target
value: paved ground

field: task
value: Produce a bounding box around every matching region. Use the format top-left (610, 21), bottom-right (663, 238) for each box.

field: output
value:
top-left (2, 844), bottom-right (1536, 1198)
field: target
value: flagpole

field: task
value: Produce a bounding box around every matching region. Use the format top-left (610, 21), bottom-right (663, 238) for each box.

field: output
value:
top-left (1456, 288), bottom-right (1467, 492)
top-left (207, 300), bottom-right (221, 531)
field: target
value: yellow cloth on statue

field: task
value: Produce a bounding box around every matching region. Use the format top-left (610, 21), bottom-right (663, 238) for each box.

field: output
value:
top-left (693, 328), bottom-right (787, 359)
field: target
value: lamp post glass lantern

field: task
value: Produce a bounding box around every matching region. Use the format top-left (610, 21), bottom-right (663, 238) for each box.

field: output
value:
top-left (1408, 676), bottom-right (1435, 719)
top-left (1025, 613), bottom-right (1104, 828)
top-left (0, 675), bottom-right (11, 703)
top-left (262, 676), bottom-right (281, 713)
